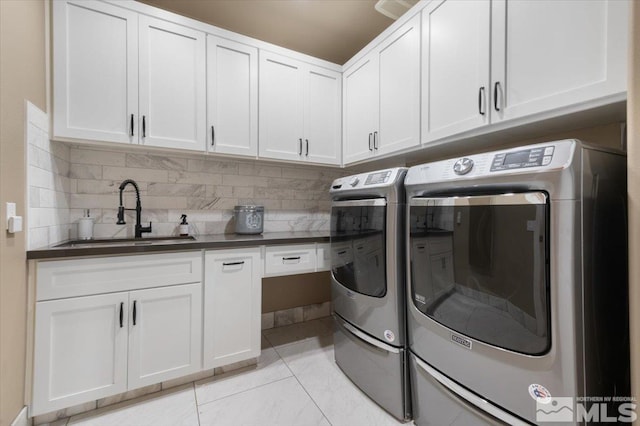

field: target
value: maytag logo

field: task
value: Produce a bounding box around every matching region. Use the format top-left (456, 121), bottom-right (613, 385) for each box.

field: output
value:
top-left (451, 333), bottom-right (472, 350)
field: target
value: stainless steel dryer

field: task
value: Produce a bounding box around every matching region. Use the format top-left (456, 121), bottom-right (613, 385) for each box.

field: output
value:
top-left (405, 140), bottom-right (629, 425)
top-left (330, 167), bottom-right (410, 421)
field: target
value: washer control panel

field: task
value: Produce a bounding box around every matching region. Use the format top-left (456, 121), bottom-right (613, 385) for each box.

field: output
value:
top-left (453, 158), bottom-right (474, 175)
top-left (490, 146), bottom-right (555, 171)
top-left (330, 168), bottom-right (406, 192)
top-left (364, 170), bottom-right (392, 185)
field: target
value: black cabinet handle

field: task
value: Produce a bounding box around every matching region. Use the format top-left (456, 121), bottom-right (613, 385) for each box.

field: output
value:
top-left (223, 261), bottom-right (245, 266)
top-left (211, 126), bottom-right (215, 146)
top-left (142, 116), bottom-right (146, 138)
top-left (478, 87), bottom-right (486, 116)
top-left (133, 300), bottom-right (137, 326)
top-left (368, 133), bottom-right (373, 151)
top-left (374, 131), bottom-right (378, 150)
top-left (298, 138), bottom-right (303, 155)
top-left (305, 139), bottom-right (309, 156)
top-left (282, 256), bottom-right (301, 261)
top-left (119, 302), bottom-right (124, 328)
top-left (130, 114), bottom-right (134, 137)
top-left (493, 81), bottom-right (501, 112)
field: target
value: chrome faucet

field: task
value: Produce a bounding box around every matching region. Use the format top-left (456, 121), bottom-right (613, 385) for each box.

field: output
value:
top-left (117, 179), bottom-right (152, 238)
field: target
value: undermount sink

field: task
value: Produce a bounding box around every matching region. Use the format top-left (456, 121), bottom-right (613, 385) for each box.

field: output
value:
top-left (54, 235), bottom-right (197, 248)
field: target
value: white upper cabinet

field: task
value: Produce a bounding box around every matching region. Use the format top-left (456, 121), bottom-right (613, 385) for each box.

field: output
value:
top-left (207, 36), bottom-right (258, 157)
top-left (304, 67), bottom-right (342, 165)
top-left (343, 14), bottom-right (420, 164)
top-left (490, 0), bottom-right (628, 122)
top-left (343, 53), bottom-right (379, 164)
top-left (259, 51), bottom-right (341, 165)
top-left (259, 52), bottom-right (305, 161)
top-left (53, 0), bottom-right (138, 144)
top-left (139, 16), bottom-right (206, 151)
top-left (421, 0), bottom-right (490, 143)
top-left (422, 0), bottom-right (628, 144)
top-left (377, 14), bottom-right (421, 155)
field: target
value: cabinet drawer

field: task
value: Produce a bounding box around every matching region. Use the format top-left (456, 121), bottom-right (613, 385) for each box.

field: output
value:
top-left (316, 243), bottom-right (331, 272)
top-left (264, 244), bottom-right (317, 276)
top-left (37, 251), bottom-right (202, 301)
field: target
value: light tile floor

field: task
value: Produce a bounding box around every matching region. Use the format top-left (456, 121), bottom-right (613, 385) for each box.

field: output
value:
top-left (54, 317), bottom-right (410, 426)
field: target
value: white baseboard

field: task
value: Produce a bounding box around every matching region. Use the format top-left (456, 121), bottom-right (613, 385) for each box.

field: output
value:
top-left (10, 406), bottom-right (30, 426)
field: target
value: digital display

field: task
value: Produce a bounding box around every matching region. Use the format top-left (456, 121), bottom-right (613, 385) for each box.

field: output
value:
top-left (365, 171), bottom-right (391, 185)
top-left (503, 150), bottom-right (531, 165)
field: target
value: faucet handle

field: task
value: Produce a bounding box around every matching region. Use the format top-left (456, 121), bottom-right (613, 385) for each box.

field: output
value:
top-left (140, 222), bottom-right (152, 234)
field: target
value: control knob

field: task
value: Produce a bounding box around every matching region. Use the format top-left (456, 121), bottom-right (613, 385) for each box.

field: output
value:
top-left (453, 158), bottom-right (474, 175)
top-left (349, 177), bottom-right (360, 187)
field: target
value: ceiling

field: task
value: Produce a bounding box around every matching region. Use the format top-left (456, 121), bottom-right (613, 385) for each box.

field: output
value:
top-left (136, 0), bottom-right (396, 65)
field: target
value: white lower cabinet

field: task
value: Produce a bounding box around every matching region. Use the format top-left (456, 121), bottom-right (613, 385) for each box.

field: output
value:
top-left (33, 292), bottom-right (129, 415)
top-left (204, 248), bottom-right (262, 369)
top-left (31, 252), bottom-right (203, 416)
top-left (127, 284), bottom-right (202, 389)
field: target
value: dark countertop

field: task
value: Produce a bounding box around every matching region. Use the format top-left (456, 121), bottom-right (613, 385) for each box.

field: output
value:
top-left (27, 231), bottom-right (330, 260)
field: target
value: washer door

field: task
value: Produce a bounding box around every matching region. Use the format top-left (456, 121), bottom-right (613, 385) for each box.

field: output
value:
top-left (409, 192), bottom-right (550, 355)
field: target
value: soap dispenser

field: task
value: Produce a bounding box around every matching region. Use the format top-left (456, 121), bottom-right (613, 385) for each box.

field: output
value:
top-left (179, 214), bottom-right (189, 236)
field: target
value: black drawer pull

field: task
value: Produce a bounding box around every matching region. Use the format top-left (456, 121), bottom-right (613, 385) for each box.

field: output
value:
top-left (368, 133), bottom-right (373, 151)
top-left (337, 250), bottom-right (347, 255)
top-left (478, 87), bottom-right (485, 116)
top-left (223, 261), bottom-right (245, 266)
top-left (494, 81), bottom-right (501, 112)
top-left (119, 302), bottom-right (124, 328)
top-left (142, 116), bottom-right (146, 138)
top-left (282, 256), bottom-right (301, 261)
top-left (130, 114), bottom-right (134, 137)
top-left (211, 125), bottom-right (215, 146)
top-left (132, 300), bottom-right (137, 326)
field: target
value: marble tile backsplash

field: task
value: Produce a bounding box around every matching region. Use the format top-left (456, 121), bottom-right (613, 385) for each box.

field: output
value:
top-left (67, 147), bottom-right (344, 239)
top-left (27, 103), bottom-right (73, 249)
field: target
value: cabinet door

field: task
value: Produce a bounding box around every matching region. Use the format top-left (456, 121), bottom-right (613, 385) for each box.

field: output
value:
top-left (491, 0), bottom-right (628, 122)
top-left (259, 52), bottom-right (305, 161)
top-left (128, 283), bottom-right (202, 389)
top-left (422, 0), bottom-right (490, 143)
top-left (32, 292), bottom-right (128, 416)
top-left (204, 249), bottom-right (261, 369)
top-left (304, 66), bottom-right (342, 165)
top-left (207, 36), bottom-right (258, 157)
top-left (53, 0), bottom-right (138, 144)
top-left (378, 13), bottom-right (421, 155)
top-left (139, 16), bottom-right (206, 151)
top-left (343, 53), bottom-right (379, 164)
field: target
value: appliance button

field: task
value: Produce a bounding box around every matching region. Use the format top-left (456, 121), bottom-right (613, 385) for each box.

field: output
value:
top-left (544, 146), bottom-right (555, 156)
top-left (542, 156), bottom-right (552, 166)
top-left (349, 177), bottom-right (360, 187)
top-left (453, 158), bottom-right (474, 175)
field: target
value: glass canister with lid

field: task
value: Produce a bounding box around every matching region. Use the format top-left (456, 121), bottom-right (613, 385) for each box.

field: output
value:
top-left (234, 205), bottom-right (264, 234)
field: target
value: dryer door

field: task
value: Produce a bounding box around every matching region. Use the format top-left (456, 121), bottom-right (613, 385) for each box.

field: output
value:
top-left (330, 199), bottom-right (387, 298)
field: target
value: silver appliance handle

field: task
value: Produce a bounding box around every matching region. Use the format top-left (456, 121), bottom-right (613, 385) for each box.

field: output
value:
top-left (410, 191), bottom-right (547, 207)
top-left (332, 199), bottom-right (387, 208)
top-left (413, 356), bottom-right (529, 426)
top-left (340, 320), bottom-right (400, 354)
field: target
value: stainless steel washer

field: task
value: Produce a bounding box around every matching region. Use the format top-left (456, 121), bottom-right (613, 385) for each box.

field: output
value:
top-left (330, 167), bottom-right (410, 421)
top-left (405, 140), bottom-right (629, 425)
